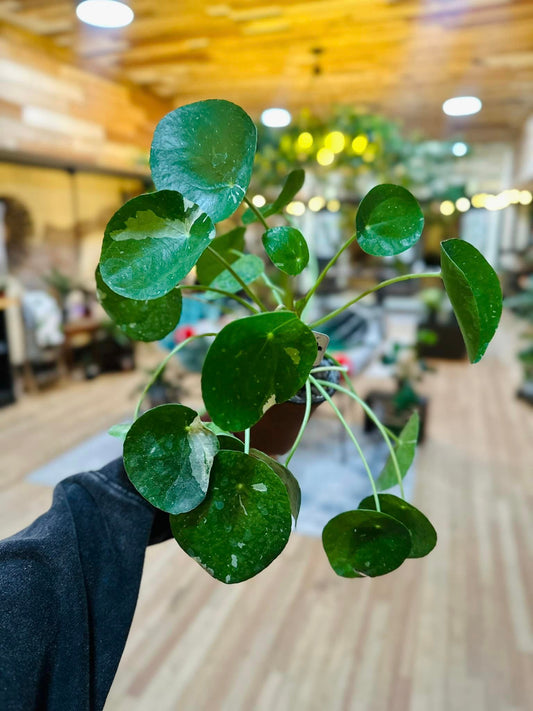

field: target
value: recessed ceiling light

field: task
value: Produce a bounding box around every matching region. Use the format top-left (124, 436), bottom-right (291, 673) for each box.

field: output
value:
top-left (442, 96), bottom-right (482, 117)
top-left (452, 141), bottom-right (468, 157)
top-left (76, 1), bottom-right (134, 29)
top-left (261, 108), bottom-right (291, 128)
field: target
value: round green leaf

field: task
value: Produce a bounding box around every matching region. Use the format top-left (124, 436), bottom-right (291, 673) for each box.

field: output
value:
top-left (205, 254), bottom-right (264, 298)
top-left (375, 411), bottom-right (419, 492)
top-left (96, 267), bottom-right (182, 342)
top-left (99, 190), bottom-right (215, 300)
top-left (359, 494), bottom-right (437, 559)
top-left (124, 404), bottom-right (219, 514)
top-left (262, 226), bottom-right (309, 275)
top-left (170, 450), bottom-right (292, 583)
top-left (196, 227), bottom-right (246, 286)
top-left (440, 239), bottom-right (502, 363)
top-left (218, 434), bottom-right (245, 452)
top-left (201, 312), bottom-right (317, 431)
top-left (250, 448), bottom-right (301, 522)
top-left (356, 184), bottom-right (424, 256)
top-left (322, 509), bottom-right (411, 577)
top-left (150, 100), bottom-right (257, 223)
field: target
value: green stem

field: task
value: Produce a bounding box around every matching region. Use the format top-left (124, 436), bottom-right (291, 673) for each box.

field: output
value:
top-left (261, 273), bottom-right (284, 307)
top-left (309, 272), bottom-right (441, 329)
top-left (133, 333), bottom-right (216, 420)
top-left (297, 234), bottom-right (357, 315)
top-left (309, 375), bottom-right (380, 511)
top-left (285, 379), bottom-right (312, 467)
top-left (325, 353), bottom-right (401, 445)
top-left (314, 378), bottom-right (405, 498)
top-left (206, 245), bottom-right (267, 311)
top-left (244, 428), bottom-right (250, 455)
top-left (180, 285), bottom-right (258, 313)
top-left (243, 195), bottom-right (270, 230)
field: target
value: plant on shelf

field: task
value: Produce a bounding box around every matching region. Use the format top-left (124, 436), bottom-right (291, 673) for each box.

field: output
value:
top-left (97, 100), bottom-right (502, 583)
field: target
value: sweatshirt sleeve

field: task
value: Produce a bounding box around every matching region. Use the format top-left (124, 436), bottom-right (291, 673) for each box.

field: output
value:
top-left (0, 458), bottom-right (169, 711)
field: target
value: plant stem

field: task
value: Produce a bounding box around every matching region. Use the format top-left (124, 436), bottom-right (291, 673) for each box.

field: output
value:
top-left (297, 234), bottom-right (357, 315)
top-left (180, 285), bottom-right (259, 313)
top-left (261, 273), bottom-right (284, 307)
top-left (243, 195), bottom-right (270, 230)
top-left (133, 333), bottom-right (216, 420)
top-left (314, 378), bottom-right (405, 498)
top-left (285, 379), bottom-right (313, 467)
top-left (206, 245), bottom-right (267, 311)
top-left (244, 428), bottom-right (250, 454)
top-left (308, 272), bottom-right (441, 328)
top-left (309, 375), bottom-right (380, 511)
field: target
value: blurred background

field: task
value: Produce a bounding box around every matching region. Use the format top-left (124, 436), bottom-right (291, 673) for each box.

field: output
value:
top-left (0, 2), bottom-right (531, 710)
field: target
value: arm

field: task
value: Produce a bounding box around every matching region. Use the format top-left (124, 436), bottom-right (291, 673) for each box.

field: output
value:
top-left (0, 458), bottom-right (169, 711)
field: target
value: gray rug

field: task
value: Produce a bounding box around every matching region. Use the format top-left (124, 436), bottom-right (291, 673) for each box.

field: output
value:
top-left (287, 417), bottom-right (416, 537)
top-left (27, 427), bottom-right (127, 487)
top-left (27, 416), bottom-right (415, 537)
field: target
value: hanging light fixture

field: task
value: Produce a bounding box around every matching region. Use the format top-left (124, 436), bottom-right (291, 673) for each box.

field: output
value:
top-left (76, 1), bottom-right (134, 29)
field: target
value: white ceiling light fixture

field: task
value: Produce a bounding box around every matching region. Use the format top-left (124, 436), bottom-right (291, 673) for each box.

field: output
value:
top-left (442, 96), bottom-right (482, 117)
top-left (261, 108), bottom-right (291, 128)
top-left (76, 1), bottom-right (134, 29)
top-left (452, 141), bottom-right (468, 157)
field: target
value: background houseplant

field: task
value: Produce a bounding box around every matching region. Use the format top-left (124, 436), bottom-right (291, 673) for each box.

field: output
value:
top-left (97, 100), bottom-right (502, 584)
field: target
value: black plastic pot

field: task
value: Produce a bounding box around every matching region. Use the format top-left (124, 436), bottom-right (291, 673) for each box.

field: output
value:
top-left (235, 357), bottom-right (340, 456)
top-left (363, 389), bottom-right (428, 443)
top-left (417, 314), bottom-right (466, 360)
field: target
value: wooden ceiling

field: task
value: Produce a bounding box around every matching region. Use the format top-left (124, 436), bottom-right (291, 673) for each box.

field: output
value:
top-left (1, 0), bottom-right (533, 142)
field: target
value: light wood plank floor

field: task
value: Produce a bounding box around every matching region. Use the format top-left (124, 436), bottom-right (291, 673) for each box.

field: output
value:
top-left (0, 322), bottom-right (531, 711)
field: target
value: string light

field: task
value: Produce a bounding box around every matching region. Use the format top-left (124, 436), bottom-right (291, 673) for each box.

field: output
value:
top-left (519, 190), bottom-right (532, 205)
top-left (324, 131), bottom-right (346, 153)
top-left (286, 201), bottom-right (306, 216)
top-left (352, 135), bottom-right (368, 155)
top-left (252, 195), bottom-right (266, 207)
top-left (296, 132), bottom-right (314, 150)
top-left (455, 197), bottom-right (471, 212)
top-left (327, 199), bottom-right (341, 212)
top-left (316, 148), bottom-right (335, 166)
top-left (440, 200), bottom-right (455, 216)
top-left (308, 196), bottom-right (326, 212)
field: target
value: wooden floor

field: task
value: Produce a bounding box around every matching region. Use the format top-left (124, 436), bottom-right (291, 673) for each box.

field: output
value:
top-left (0, 321), bottom-right (531, 711)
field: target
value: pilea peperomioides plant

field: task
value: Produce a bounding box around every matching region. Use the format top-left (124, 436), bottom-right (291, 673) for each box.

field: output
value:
top-left (98, 100), bottom-right (503, 583)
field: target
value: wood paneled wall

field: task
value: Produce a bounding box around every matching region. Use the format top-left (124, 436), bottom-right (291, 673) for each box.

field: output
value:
top-left (0, 22), bottom-right (170, 175)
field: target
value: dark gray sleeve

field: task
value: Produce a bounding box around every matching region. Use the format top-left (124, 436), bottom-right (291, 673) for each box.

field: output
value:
top-left (0, 458), bottom-right (170, 711)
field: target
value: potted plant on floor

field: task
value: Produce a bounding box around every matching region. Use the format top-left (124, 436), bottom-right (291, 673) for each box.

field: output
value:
top-left (505, 277), bottom-right (533, 405)
top-left (416, 287), bottom-right (467, 359)
top-left (98, 100), bottom-right (502, 582)
top-left (364, 341), bottom-right (433, 442)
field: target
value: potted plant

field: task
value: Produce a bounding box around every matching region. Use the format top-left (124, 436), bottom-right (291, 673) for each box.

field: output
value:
top-left (97, 100), bottom-right (502, 583)
top-left (505, 277), bottom-right (533, 405)
top-left (364, 341), bottom-right (433, 443)
top-left (416, 287), bottom-right (467, 359)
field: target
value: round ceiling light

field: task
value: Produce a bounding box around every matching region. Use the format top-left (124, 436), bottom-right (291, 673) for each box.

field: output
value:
top-left (452, 141), bottom-right (468, 157)
top-left (261, 108), bottom-right (292, 128)
top-left (76, 1), bottom-right (134, 28)
top-left (442, 96), bottom-right (482, 117)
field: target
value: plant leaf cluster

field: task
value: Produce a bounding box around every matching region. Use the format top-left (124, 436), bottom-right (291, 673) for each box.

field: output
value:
top-left (98, 99), bottom-right (503, 584)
